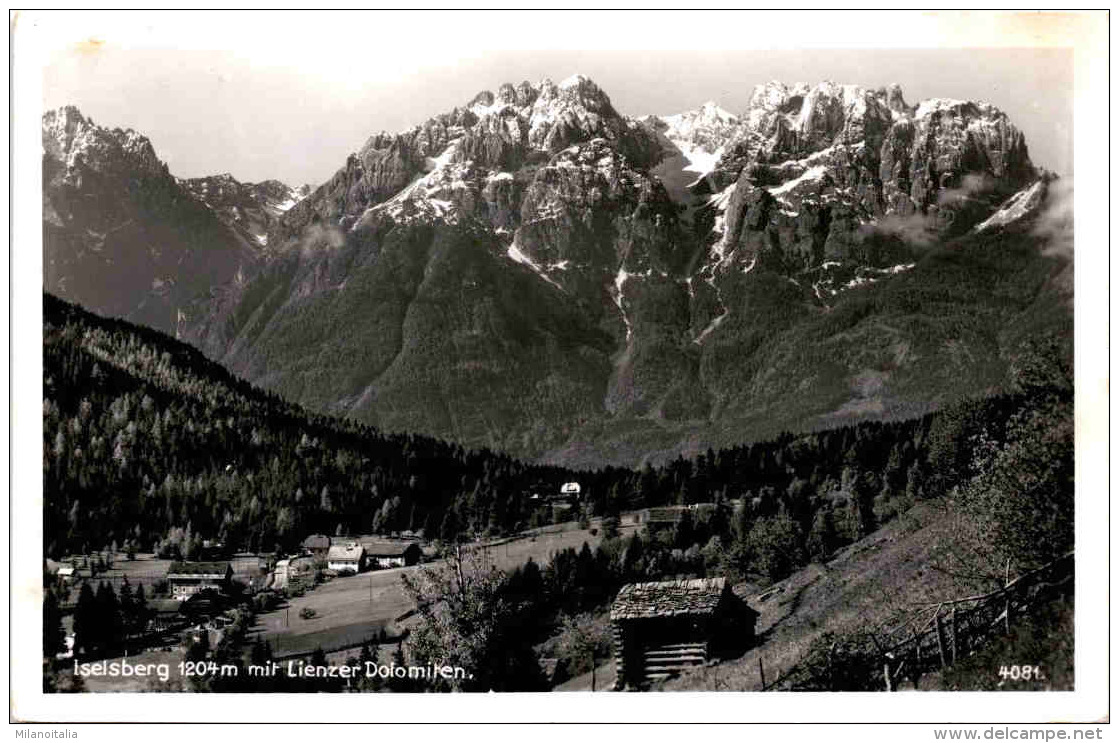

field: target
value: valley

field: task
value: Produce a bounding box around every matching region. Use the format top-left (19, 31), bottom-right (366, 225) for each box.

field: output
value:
top-left (38, 69), bottom-right (1076, 697)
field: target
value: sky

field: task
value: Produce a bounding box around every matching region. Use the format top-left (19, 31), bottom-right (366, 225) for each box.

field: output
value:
top-left (29, 11), bottom-right (1083, 187)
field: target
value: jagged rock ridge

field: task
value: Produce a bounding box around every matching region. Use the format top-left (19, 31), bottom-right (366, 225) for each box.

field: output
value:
top-left (44, 78), bottom-right (1065, 468)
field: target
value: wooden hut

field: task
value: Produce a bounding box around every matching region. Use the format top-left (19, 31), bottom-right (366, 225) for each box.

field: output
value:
top-left (610, 577), bottom-right (758, 689)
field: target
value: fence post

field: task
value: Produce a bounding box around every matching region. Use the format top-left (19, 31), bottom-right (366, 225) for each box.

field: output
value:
top-left (950, 607), bottom-right (958, 664)
top-left (1004, 559), bottom-right (1012, 635)
top-left (913, 634), bottom-right (922, 689)
top-left (935, 611), bottom-right (948, 669)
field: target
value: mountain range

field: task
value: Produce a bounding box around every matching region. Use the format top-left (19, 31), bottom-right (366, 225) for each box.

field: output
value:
top-left (41, 75), bottom-right (1072, 467)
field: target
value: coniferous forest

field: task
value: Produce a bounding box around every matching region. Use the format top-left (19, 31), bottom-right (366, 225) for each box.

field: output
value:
top-left (44, 290), bottom-right (1072, 581)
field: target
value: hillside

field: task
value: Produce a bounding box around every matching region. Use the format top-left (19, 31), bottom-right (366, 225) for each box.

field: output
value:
top-left (42, 292), bottom-right (577, 557)
top-left (661, 499), bottom-right (1073, 692)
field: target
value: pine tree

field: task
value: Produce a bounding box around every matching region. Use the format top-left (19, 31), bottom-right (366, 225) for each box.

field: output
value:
top-left (133, 584), bottom-right (149, 633)
top-left (806, 508), bottom-right (838, 562)
top-left (905, 461), bottom-right (926, 501)
top-left (118, 577), bottom-right (135, 637)
top-left (357, 641), bottom-right (381, 691)
top-left (43, 587), bottom-right (66, 659)
top-left (72, 583), bottom-right (96, 657)
top-left (94, 581), bottom-right (121, 653)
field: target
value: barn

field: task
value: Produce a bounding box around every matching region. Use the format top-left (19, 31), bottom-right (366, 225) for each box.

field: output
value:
top-left (609, 577), bottom-right (758, 689)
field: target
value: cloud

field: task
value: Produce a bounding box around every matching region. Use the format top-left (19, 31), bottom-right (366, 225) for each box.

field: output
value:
top-left (299, 222), bottom-right (346, 259)
top-left (1033, 178), bottom-right (1073, 259)
top-left (860, 212), bottom-right (937, 247)
top-left (937, 173), bottom-right (994, 205)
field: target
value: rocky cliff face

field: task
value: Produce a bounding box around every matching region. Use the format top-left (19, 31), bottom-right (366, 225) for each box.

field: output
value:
top-left (49, 79), bottom-right (1063, 467)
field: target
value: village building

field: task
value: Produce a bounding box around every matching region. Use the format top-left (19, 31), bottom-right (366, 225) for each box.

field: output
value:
top-left (634, 503), bottom-right (717, 531)
top-left (166, 561), bottom-right (233, 600)
top-left (326, 542), bottom-right (366, 573)
top-left (363, 539), bottom-right (423, 569)
top-left (147, 598), bottom-right (190, 633)
top-left (609, 577), bottom-right (759, 689)
top-left (272, 555), bottom-right (315, 591)
top-left (302, 534), bottom-right (332, 562)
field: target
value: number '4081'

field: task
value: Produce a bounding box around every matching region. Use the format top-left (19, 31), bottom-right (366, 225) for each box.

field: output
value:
top-left (998, 665), bottom-right (1044, 681)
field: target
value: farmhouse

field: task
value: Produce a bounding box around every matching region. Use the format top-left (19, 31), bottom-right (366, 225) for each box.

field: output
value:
top-left (166, 561), bottom-right (233, 600)
top-left (363, 539), bottom-right (422, 569)
top-left (326, 542), bottom-right (366, 573)
top-left (610, 577), bottom-right (758, 689)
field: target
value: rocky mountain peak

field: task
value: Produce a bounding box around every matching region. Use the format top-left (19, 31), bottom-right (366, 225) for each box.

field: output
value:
top-left (701, 80), bottom-right (1038, 287)
top-left (881, 83), bottom-right (909, 115)
top-left (42, 105), bottom-right (166, 180)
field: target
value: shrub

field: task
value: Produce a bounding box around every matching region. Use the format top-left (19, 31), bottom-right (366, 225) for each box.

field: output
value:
top-left (790, 630), bottom-right (884, 691)
top-left (298, 607), bottom-right (317, 620)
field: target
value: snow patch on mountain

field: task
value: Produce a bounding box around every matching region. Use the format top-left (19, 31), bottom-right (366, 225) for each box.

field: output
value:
top-left (974, 180), bottom-right (1046, 232)
top-left (693, 270), bottom-right (729, 345)
top-left (914, 98), bottom-right (971, 119)
top-left (769, 165), bottom-right (829, 197)
top-left (657, 101), bottom-right (740, 179)
top-left (613, 267), bottom-right (633, 343)
top-left (507, 237), bottom-right (564, 290)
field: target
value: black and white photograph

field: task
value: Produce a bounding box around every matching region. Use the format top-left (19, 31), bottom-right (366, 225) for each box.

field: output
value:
top-left (9, 9), bottom-right (1110, 732)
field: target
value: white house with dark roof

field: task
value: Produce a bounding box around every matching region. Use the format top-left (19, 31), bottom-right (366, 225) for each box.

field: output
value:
top-left (326, 542), bottom-right (365, 573)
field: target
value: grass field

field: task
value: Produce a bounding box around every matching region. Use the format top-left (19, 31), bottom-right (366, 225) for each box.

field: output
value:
top-left (252, 565), bottom-right (414, 657)
top-left (252, 519), bottom-right (636, 658)
top-left (66, 518), bottom-right (641, 687)
top-left (466, 518), bottom-right (638, 572)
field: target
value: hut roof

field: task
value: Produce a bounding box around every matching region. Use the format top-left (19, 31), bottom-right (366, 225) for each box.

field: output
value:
top-left (610, 577), bottom-right (729, 621)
